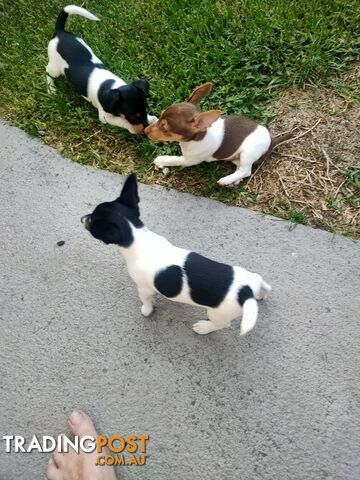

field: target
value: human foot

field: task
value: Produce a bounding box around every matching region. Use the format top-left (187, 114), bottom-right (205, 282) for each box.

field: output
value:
top-left (46, 410), bottom-right (117, 480)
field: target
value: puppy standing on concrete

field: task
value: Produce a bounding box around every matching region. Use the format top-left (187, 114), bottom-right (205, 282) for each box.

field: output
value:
top-left (82, 174), bottom-right (271, 336)
top-left (46, 5), bottom-right (157, 134)
top-left (145, 83), bottom-right (291, 185)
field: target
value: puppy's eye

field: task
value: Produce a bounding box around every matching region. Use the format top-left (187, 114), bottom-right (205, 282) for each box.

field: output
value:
top-left (135, 113), bottom-right (141, 118)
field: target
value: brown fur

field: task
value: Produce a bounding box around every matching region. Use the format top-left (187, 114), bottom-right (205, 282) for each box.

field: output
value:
top-left (213, 116), bottom-right (258, 159)
top-left (145, 83), bottom-right (220, 142)
top-left (146, 83), bottom-right (293, 162)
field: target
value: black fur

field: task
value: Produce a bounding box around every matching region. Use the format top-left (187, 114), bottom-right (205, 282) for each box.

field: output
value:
top-left (86, 175), bottom-right (143, 247)
top-left (54, 11), bottom-right (69, 33)
top-left (237, 285), bottom-right (253, 306)
top-left (155, 266), bottom-right (183, 298)
top-left (56, 31), bottom-right (105, 96)
top-left (98, 80), bottom-right (149, 126)
top-left (53, 9), bottom-right (150, 127)
top-left (184, 252), bottom-right (234, 307)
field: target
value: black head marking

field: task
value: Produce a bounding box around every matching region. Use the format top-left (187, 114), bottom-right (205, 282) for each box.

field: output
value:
top-left (132, 79), bottom-right (150, 97)
top-left (116, 173), bottom-right (140, 215)
top-left (97, 81), bottom-right (149, 127)
top-left (118, 83), bottom-right (149, 127)
top-left (84, 174), bottom-right (143, 247)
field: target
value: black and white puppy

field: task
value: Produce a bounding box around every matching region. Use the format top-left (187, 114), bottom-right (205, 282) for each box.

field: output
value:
top-left (46, 5), bottom-right (157, 134)
top-left (81, 175), bottom-right (271, 335)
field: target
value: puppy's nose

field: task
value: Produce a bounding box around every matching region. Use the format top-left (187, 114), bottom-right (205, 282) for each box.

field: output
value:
top-left (81, 215), bottom-right (89, 224)
top-left (132, 124), bottom-right (145, 135)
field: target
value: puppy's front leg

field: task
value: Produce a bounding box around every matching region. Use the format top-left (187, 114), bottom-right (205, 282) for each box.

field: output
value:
top-left (138, 288), bottom-right (155, 317)
top-left (154, 156), bottom-right (202, 169)
top-left (98, 110), bottom-right (136, 134)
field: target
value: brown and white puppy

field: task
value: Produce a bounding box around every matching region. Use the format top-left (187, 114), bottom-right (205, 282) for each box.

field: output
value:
top-left (145, 83), bottom-right (290, 186)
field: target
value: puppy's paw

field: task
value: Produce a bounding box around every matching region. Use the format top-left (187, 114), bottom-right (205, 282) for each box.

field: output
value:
top-left (192, 320), bottom-right (214, 335)
top-left (126, 125), bottom-right (137, 134)
top-left (98, 113), bottom-right (107, 124)
top-left (217, 176), bottom-right (241, 187)
top-left (256, 284), bottom-right (272, 300)
top-left (154, 156), bottom-right (171, 169)
top-left (46, 77), bottom-right (57, 94)
top-left (147, 115), bottom-right (158, 124)
top-left (141, 304), bottom-right (154, 317)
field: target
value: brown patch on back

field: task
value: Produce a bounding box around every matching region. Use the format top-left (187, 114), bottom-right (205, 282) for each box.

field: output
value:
top-left (213, 116), bottom-right (258, 159)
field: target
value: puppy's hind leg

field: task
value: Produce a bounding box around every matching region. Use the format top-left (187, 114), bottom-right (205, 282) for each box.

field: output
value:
top-left (192, 308), bottom-right (235, 335)
top-left (46, 74), bottom-right (57, 94)
top-left (256, 280), bottom-right (272, 300)
top-left (46, 61), bottom-right (61, 94)
top-left (46, 39), bottom-right (63, 94)
top-left (138, 287), bottom-right (155, 317)
top-left (217, 153), bottom-right (253, 187)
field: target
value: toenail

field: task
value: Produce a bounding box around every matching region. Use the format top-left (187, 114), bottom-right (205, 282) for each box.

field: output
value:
top-left (69, 410), bottom-right (83, 424)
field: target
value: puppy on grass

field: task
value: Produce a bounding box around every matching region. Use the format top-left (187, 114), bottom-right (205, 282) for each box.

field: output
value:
top-left (82, 175), bottom-right (271, 335)
top-left (46, 5), bottom-right (156, 134)
top-left (145, 83), bottom-right (292, 186)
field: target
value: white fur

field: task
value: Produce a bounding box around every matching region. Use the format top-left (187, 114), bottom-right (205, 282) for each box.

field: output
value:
top-left (120, 224), bottom-right (271, 335)
top-left (46, 6), bottom-right (156, 133)
top-left (153, 119), bottom-right (271, 186)
top-left (64, 5), bottom-right (100, 21)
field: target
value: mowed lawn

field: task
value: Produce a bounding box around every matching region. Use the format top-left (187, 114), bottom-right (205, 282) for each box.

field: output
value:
top-left (0, 0), bottom-right (359, 233)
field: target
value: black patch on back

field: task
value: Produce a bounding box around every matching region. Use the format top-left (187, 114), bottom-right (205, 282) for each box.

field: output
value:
top-left (57, 32), bottom-right (105, 96)
top-left (238, 285), bottom-right (253, 306)
top-left (184, 252), bottom-right (234, 307)
top-left (154, 266), bottom-right (183, 298)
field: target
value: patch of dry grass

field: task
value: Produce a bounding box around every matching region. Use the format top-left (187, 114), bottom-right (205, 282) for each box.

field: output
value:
top-left (246, 65), bottom-right (359, 237)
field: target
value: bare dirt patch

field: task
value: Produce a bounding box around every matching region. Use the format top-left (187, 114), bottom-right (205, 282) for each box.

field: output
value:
top-left (247, 67), bottom-right (359, 237)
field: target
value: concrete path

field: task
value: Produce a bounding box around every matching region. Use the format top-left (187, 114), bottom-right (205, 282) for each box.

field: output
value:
top-left (0, 120), bottom-right (359, 480)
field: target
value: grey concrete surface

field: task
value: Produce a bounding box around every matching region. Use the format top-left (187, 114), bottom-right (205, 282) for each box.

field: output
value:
top-left (0, 119), bottom-right (359, 480)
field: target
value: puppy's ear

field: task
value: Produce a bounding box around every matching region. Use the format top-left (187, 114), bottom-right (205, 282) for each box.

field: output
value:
top-left (117, 174), bottom-right (140, 213)
top-left (132, 79), bottom-right (150, 97)
top-left (187, 82), bottom-right (213, 106)
top-left (104, 89), bottom-right (122, 112)
top-left (192, 110), bottom-right (221, 132)
top-left (90, 220), bottom-right (122, 245)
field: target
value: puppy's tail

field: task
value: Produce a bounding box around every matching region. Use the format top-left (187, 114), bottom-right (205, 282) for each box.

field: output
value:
top-left (258, 129), bottom-right (295, 163)
top-left (270, 130), bottom-right (295, 151)
top-left (55, 5), bottom-right (99, 33)
top-left (238, 286), bottom-right (258, 336)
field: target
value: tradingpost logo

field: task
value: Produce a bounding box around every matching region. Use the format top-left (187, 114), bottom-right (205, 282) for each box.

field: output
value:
top-left (2, 434), bottom-right (149, 466)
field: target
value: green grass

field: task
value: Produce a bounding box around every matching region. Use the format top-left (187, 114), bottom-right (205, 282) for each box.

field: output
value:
top-left (0, 0), bottom-right (359, 234)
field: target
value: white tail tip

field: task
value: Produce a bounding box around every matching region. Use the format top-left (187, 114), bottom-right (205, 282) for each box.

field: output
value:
top-left (64, 5), bottom-right (100, 21)
top-left (240, 298), bottom-right (258, 336)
